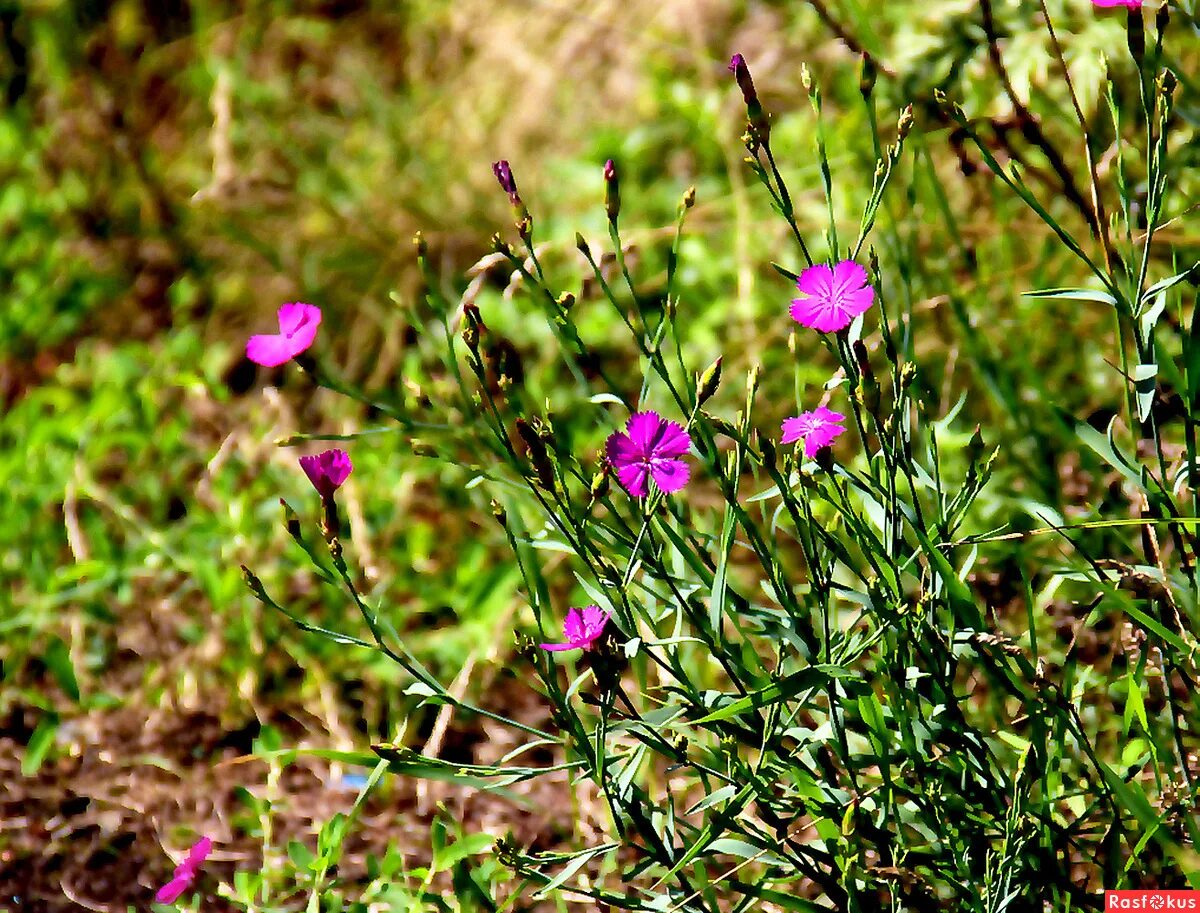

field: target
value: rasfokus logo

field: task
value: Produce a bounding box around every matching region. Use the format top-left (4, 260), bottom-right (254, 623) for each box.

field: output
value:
top-left (1107, 892), bottom-right (1200, 911)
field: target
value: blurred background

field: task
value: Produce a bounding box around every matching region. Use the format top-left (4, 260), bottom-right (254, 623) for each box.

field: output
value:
top-left (1, 0), bottom-right (1197, 908)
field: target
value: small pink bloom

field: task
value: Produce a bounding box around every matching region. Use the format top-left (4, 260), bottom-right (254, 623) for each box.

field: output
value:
top-left (155, 836), bottom-right (211, 904)
top-left (606, 411), bottom-right (692, 498)
top-left (299, 449), bottom-right (352, 498)
top-left (1091, 0), bottom-right (1141, 7)
top-left (789, 260), bottom-right (875, 333)
top-left (540, 606), bottom-right (611, 652)
top-left (782, 406), bottom-right (847, 458)
top-left (246, 302), bottom-right (322, 367)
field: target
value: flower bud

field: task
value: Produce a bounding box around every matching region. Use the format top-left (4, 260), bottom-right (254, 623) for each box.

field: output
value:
top-left (1156, 1), bottom-right (1169, 35)
top-left (490, 498), bottom-right (508, 528)
top-left (682, 186), bottom-right (696, 209)
top-left (515, 418), bottom-right (556, 491)
top-left (697, 356), bottom-right (723, 406)
top-left (491, 160), bottom-right (521, 207)
top-left (757, 430), bottom-right (777, 470)
top-left (413, 231), bottom-right (428, 259)
top-left (900, 362), bottom-right (917, 391)
top-left (281, 498), bottom-right (302, 542)
top-left (603, 159), bottom-right (620, 224)
top-left (590, 468), bottom-right (610, 500)
top-left (575, 232), bottom-right (591, 257)
top-left (556, 292), bottom-right (575, 313)
top-left (853, 340), bottom-right (880, 413)
top-left (966, 424), bottom-right (985, 467)
top-left (859, 53), bottom-right (877, 98)
top-left (897, 104), bottom-right (914, 141)
top-left (728, 53), bottom-right (770, 142)
top-left (1126, 7), bottom-right (1145, 64)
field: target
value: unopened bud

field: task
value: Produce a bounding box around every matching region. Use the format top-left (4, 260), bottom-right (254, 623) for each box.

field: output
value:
top-left (575, 232), bottom-right (591, 257)
top-left (728, 53), bottom-right (770, 142)
top-left (897, 104), bottom-right (914, 140)
top-left (757, 431), bottom-right (777, 470)
top-left (747, 363), bottom-right (762, 400)
top-left (590, 468), bottom-right (610, 500)
top-left (492, 160), bottom-right (520, 205)
top-left (900, 362), bottom-right (917, 391)
top-left (515, 419), bottom-right (556, 491)
top-left (702, 411), bottom-right (739, 438)
top-left (603, 159), bottom-right (620, 223)
top-left (1127, 7), bottom-right (1145, 63)
top-left (966, 425), bottom-right (985, 466)
top-left (697, 356), bottom-right (723, 406)
top-left (281, 498), bottom-right (302, 541)
top-left (413, 231), bottom-right (428, 258)
top-left (859, 53), bottom-right (877, 98)
top-left (682, 186), bottom-right (696, 209)
top-left (801, 64), bottom-right (812, 94)
top-left (491, 499), bottom-right (508, 528)
top-left (1156, 2), bottom-right (1169, 35)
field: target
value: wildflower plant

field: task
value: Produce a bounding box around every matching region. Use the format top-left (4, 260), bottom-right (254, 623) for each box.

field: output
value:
top-left (240, 9), bottom-right (1200, 910)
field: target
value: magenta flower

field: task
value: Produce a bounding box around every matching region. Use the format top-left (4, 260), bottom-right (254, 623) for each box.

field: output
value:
top-left (246, 302), bottom-right (322, 367)
top-left (1091, 0), bottom-right (1141, 6)
top-left (299, 449), bottom-right (352, 498)
top-left (541, 606), bottom-right (611, 652)
top-left (782, 407), bottom-right (847, 458)
top-left (789, 261), bottom-right (875, 333)
top-left (606, 411), bottom-right (693, 498)
top-left (155, 836), bottom-right (212, 904)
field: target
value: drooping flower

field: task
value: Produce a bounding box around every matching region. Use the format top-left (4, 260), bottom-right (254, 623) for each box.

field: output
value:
top-left (540, 606), bottom-right (611, 652)
top-left (606, 411), bottom-right (693, 498)
top-left (245, 302), bottom-right (322, 367)
top-left (789, 261), bottom-right (875, 333)
top-left (299, 449), bottom-right (352, 498)
top-left (782, 406), bottom-right (847, 458)
top-left (155, 836), bottom-right (212, 904)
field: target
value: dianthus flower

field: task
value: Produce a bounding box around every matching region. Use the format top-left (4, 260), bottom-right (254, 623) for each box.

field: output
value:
top-left (790, 260), bottom-right (875, 333)
top-left (540, 606), bottom-right (611, 652)
top-left (245, 302), bottom-right (322, 367)
top-left (1091, 0), bottom-right (1141, 7)
top-left (299, 449), bottom-right (352, 498)
top-left (606, 411), bottom-right (692, 498)
top-left (155, 836), bottom-right (212, 904)
top-left (781, 406), bottom-right (847, 458)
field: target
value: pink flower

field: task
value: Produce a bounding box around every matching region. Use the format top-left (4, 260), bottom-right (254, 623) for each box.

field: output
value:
top-left (299, 449), bottom-right (352, 498)
top-left (782, 406), bottom-right (847, 458)
top-left (789, 261), bottom-right (875, 333)
top-left (245, 302), bottom-right (322, 367)
top-left (1091, 0), bottom-right (1141, 7)
top-left (606, 411), bottom-right (693, 498)
top-left (541, 606), bottom-right (611, 652)
top-left (155, 836), bottom-right (212, 904)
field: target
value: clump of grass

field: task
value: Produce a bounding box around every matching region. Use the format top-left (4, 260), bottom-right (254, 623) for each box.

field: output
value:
top-left (241, 4), bottom-right (1200, 910)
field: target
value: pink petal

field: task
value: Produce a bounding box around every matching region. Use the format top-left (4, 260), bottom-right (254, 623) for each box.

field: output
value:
top-left (796, 263), bottom-right (834, 297)
top-left (184, 836), bottom-right (213, 868)
top-left (245, 333), bottom-right (296, 367)
top-left (625, 412), bottom-right (663, 453)
top-left (649, 459), bottom-right (691, 493)
top-left (831, 260), bottom-right (868, 292)
top-left (562, 608), bottom-right (585, 643)
top-left (615, 462), bottom-right (650, 498)
top-left (278, 303), bottom-right (321, 353)
top-left (651, 420), bottom-right (691, 459)
top-left (579, 607), bottom-right (610, 642)
top-left (155, 874), bottom-right (193, 905)
top-left (606, 430), bottom-right (640, 468)
top-left (539, 641), bottom-right (579, 652)
top-left (781, 417), bottom-right (807, 445)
